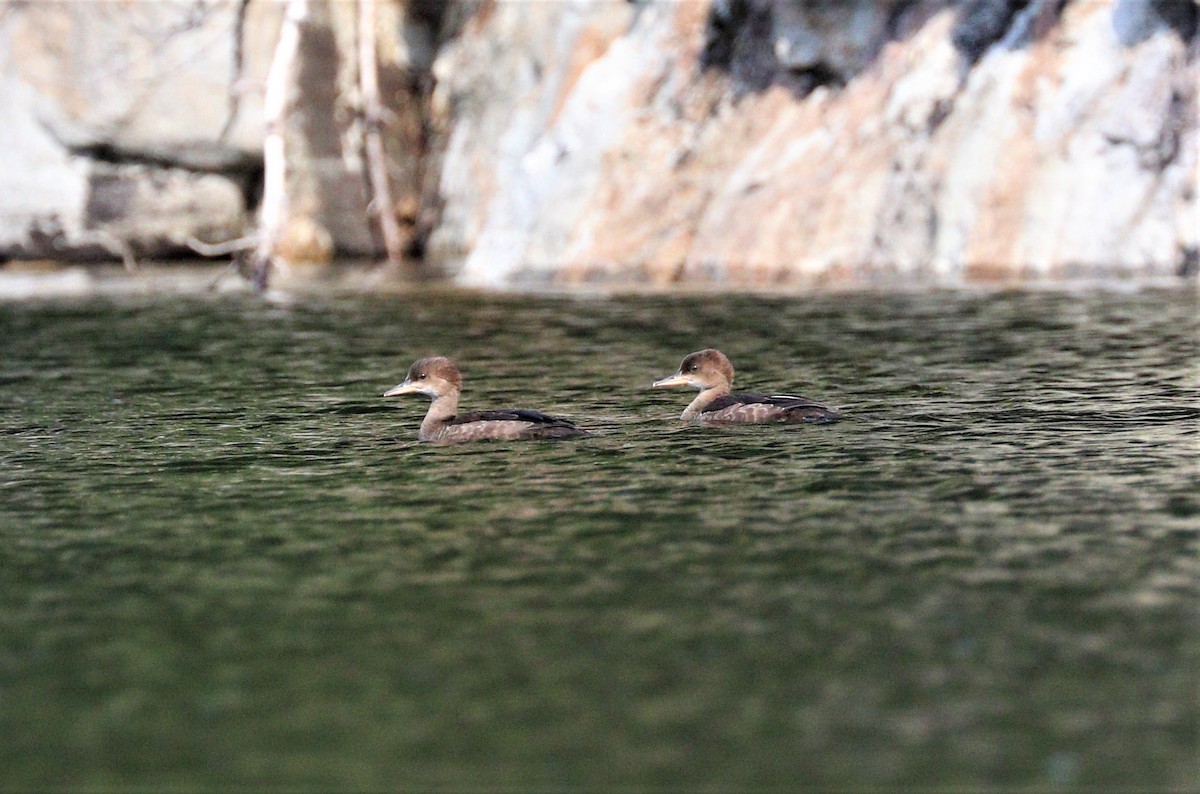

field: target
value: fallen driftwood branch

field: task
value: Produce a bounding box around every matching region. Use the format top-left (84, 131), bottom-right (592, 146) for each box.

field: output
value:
top-left (185, 234), bottom-right (258, 257)
top-left (184, 234), bottom-right (259, 290)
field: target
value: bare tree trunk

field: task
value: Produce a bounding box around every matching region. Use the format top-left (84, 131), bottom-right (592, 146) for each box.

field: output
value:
top-left (358, 0), bottom-right (406, 272)
top-left (251, 0), bottom-right (310, 291)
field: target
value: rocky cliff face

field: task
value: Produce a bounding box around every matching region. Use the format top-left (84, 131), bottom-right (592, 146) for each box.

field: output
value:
top-left (2, 0), bottom-right (1196, 286)
top-left (431, 0), bottom-right (1198, 286)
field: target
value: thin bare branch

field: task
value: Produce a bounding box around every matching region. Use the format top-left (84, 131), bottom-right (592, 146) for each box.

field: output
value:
top-left (219, 0), bottom-right (252, 142)
top-left (358, 0), bottom-right (406, 271)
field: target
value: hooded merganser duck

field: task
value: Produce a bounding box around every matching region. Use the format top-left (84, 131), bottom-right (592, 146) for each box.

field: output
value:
top-left (652, 348), bottom-right (841, 424)
top-left (384, 356), bottom-right (588, 443)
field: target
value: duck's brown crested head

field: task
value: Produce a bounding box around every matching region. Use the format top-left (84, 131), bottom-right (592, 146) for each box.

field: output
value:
top-left (384, 356), bottom-right (463, 399)
top-left (653, 348), bottom-right (735, 390)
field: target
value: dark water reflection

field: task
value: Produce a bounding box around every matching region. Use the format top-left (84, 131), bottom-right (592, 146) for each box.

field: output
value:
top-left (0, 288), bottom-right (1196, 789)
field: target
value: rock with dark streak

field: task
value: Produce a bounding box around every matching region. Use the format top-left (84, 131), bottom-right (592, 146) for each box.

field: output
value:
top-left (951, 0), bottom-right (1030, 62)
top-left (438, 0), bottom-right (1198, 286)
top-left (701, 0), bottom-right (912, 94)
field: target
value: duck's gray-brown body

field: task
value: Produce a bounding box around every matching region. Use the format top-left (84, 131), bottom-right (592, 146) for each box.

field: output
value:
top-left (653, 349), bottom-right (841, 424)
top-left (385, 357), bottom-right (588, 443)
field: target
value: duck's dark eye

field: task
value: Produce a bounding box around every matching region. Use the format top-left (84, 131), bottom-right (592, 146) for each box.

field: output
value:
top-left (418, 373), bottom-right (427, 380)
top-left (688, 364), bottom-right (698, 372)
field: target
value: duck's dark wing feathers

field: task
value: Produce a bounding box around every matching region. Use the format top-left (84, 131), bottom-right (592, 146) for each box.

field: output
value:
top-left (448, 409), bottom-right (589, 439)
top-left (450, 408), bottom-right (573, 426)
top-left (704, 392), bottom-right (841, 423)
top-left (705, 393), bottom-right (828, 411)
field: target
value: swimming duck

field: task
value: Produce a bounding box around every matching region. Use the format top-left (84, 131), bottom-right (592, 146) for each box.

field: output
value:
top-left (384, 356), bottom-right (588, 443)
top-left (652, 348), bottom-right (841, 424)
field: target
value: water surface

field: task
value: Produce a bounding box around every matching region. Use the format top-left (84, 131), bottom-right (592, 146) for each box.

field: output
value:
top-left (0, 287), bottom-right (1196, 789)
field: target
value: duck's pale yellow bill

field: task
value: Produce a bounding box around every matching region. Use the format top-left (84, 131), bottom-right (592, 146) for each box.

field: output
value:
top-left (384, 380), bottom-right (418, 397)
top-left (652, 372), bottom-right (690, 388)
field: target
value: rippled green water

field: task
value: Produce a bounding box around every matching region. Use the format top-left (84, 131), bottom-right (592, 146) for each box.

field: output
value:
top-left (0, 287), bottom-right (1196, 790)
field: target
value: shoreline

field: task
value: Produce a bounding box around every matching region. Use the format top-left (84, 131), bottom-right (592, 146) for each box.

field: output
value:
top-left (0, 260), bottom-right (1195, 302)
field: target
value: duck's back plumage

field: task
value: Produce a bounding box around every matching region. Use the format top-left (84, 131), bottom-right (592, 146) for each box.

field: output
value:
top-left (698, 393), bottom-right (841, 424)
top-left (436, 408), bottom-right (588, 442)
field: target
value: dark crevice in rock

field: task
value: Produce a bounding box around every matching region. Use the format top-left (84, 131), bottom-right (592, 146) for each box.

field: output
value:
top-left (238, 161), bottom-right (265, 218)
top-left (700, 0), bottom-right (759, 72)
top-left (777, 64), bottom-right (845, 96)
top-left (407, 0), bottom-right (454, 52)
top-left (927, 97), bottom-right (955, 133)
top-left (701, 0), bottom-right (789, 94)
top-left (1104, 89), bottom-right (1191, 172)
top-left (413, 0), bottom-right (476, 70)
top-left (1154, 87), bottom-right (1189, 170)
top-left (953, 0), bottom-right (1073, 64)
top-left (402, 0), bottom-right (464, 265)
top-left (952, 0), bottom-right (1032, 63)
top-left (68, 142), bottom-right (165, 168)
top-left (699, 0), bottom-right (922, 98)
top-left (65, 141), bottom-right (258, 175)
top-left (1169, 0), bottom-right (1200, 41)
top-left (884, 0), bottom-right (921, 41)
top-left (1178, 246), bottom-right (1199, 277)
